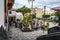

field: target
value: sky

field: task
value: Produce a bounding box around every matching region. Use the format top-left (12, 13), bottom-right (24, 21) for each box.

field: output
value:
top-left (13, 0), bottom-right (60, 10)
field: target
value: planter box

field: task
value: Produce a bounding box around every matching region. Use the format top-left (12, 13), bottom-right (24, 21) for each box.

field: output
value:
top-left (21, 28), bottom-right (33, 32)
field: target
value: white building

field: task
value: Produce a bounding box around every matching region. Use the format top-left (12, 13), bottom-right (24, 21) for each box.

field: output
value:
top-left (33, 8), bottom-right (56, 18)
top-left (8, 11), bottom-right (23, 22)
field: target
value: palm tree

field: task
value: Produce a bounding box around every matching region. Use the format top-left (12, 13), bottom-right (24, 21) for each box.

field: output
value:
top-left (28, 0), bottom-right (35, 14)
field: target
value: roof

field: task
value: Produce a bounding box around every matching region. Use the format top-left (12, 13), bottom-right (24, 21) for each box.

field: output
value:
top-left (10, 8), bottom-right (16, 11)
top-left (55, 7), bottom-right (60, 12)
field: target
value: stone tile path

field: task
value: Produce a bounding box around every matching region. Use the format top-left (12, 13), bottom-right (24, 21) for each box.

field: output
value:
top-left (8, 27), bottom-right (47, 40)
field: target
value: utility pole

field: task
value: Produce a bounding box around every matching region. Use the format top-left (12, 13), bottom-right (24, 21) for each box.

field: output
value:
top-left (28, 0), bottom-right (34, 14)
top-left (31, 0), bottom-right (34, 14)
top-left (44, 6), bottom-right (46, 25)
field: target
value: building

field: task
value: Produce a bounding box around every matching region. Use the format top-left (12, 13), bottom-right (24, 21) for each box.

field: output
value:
top-left (30, 8), bottom-right (43, 18)
top-left (32, 8), bottom-right (56, 18)
top-left (8, 10), bottom-right (23, 22)
top-left (44, 10), bottom-right (55, 15)
top-left (35, 8), bottom-right (43, 18)
top-left (8, 10), bottom-right (16, 22)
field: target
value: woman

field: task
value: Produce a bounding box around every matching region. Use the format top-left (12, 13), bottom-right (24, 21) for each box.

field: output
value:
top-left (40, 21), bottom-right (45, 33)
top-left (34, 22), bottom-right (39, 30)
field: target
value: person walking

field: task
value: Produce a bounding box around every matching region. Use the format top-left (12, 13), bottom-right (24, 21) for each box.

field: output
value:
top-left (45, 23), bottom-right (49, 30)
top-left (40, 21), bottom-right (45, 33)
top-left (34, 22), bottom-right (39, 30)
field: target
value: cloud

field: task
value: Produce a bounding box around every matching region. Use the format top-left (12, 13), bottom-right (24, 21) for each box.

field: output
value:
top-left (13, 0), bottom-right (60, 9)
top-left (13, 2), bottom-right (23, 8)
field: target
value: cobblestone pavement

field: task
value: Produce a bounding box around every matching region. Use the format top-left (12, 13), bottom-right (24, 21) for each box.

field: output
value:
top-left (8, 27), bottom-right (47, 40)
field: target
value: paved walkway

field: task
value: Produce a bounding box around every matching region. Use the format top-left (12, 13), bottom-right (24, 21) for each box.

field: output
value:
top-left (8, 27), bottom-right (47, 40)
top-left (7, 21), bottom-right (58, 40)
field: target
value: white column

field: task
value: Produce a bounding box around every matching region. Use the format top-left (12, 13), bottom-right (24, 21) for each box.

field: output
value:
top-left (0, 0), bottom-right (4, 27)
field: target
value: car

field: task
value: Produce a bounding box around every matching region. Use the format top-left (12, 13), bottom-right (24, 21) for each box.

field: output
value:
top-left (36, 32), bottom-right (60, 40)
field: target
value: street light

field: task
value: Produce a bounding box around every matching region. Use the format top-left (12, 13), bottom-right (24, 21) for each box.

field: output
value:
top-left (44, 6), bottom-right (46, 25)
top-left (28, 0), bottom-right (35, 14)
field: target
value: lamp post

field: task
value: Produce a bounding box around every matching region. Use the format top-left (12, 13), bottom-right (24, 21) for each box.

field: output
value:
top-left (28, 0), bottom-right (35, 14)
top-left (44, 6), bottom-right (46, 25)
top-left (31, 0), bottom-right (34, 14)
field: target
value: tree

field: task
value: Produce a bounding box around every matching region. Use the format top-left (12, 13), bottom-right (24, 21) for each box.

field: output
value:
top-left (22, 13), bottom-right (34, 30)
top-left (51, 7), bottom-right (60, 26)
top-left (42, 14), bottom-right (50, 19)
top-left (16, 6), bottom-right (31, 13)
top-left (31, 14), bottom-right (36, 19)
top-left (28, 0), bottom-right (35, 14)
top-left (22, 13), bottom-right (36, 30)
top-left (55, 12), bottom-right (60, 25)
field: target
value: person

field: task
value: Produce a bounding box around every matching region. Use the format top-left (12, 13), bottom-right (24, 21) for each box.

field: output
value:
top-left (9, 20), bottom-right (11, 26)
top-left (40, 21), bottom-right (44, 29)
top-left (0, 25), bottom-right (4, 32)
top-left (45, 23), bottom-right (49, 30)
top-left (53, 17), bottom-right (56, 25)
top-left (34, 23), bottom-right (39, 30)
top-left (40, 21), bottom-right (45, 33)
top-left (15, 20), bottom-right (18, 28)
top-left (36, 22), bottom-right (39, 29)
top-left (19, 22), bottom-right (23, 29)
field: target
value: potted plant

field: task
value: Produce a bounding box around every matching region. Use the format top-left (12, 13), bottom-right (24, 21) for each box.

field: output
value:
top-left (21, 13), bottom-right (34, 32)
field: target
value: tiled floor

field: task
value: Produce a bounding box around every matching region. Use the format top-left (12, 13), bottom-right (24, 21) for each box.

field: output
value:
top-left (8, 27), bottom-right (47, 40)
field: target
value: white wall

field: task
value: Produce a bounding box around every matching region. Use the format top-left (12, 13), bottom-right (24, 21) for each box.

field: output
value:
top-left (0, 0), bottom-right (4, 27)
